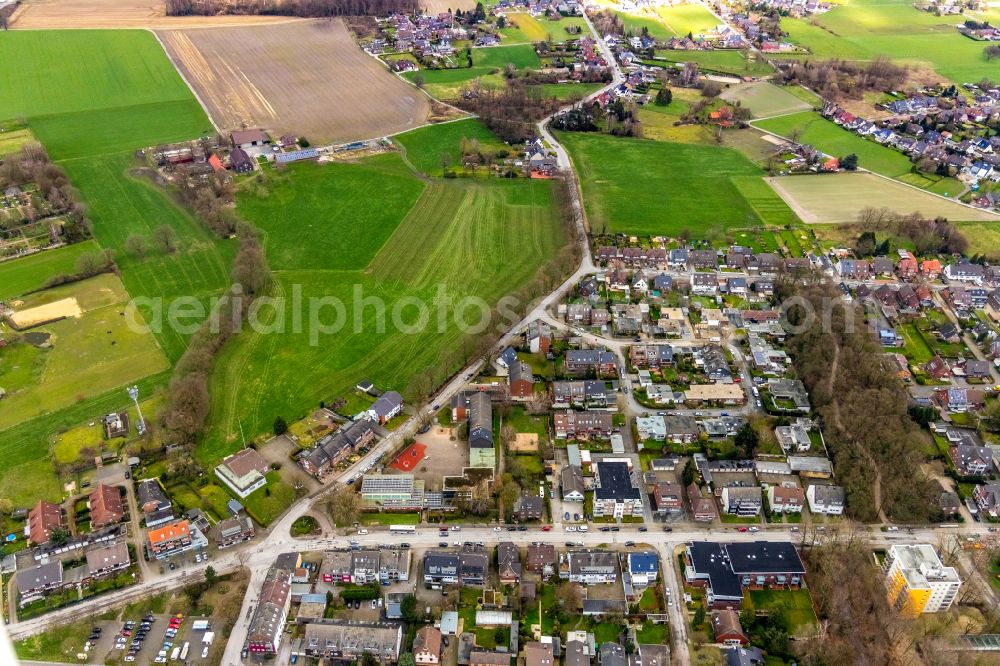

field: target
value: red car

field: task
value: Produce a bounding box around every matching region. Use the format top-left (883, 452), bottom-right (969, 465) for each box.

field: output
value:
top-left (541, 525), bottom-right (551, 532)
top-left (737, 527), bottom-right (749, 533)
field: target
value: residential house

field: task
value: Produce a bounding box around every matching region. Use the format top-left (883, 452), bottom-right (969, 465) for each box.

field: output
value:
top-left (147, 519), bottom-right (193, 560)
top-left (469, 392), bottom-right (495, 468)
top-left (301, 621), bottom-right (402, 662)
top-left (690, 272), bottom-right (719, 295)
top-left (925, 355), bottom-right (951, 380)
top-left (367, 391), bottom-right (404, 424)
top-left (136, 479), bottom-right (173, 528)
top-left (561, 465), bottom-right (585, 502)
top-left (654, 482), bottom-right (683, 516)
top-left (16, 561), bottom-right (66, 606)
top-left (950, 445), bottom-right (995, 477)
top-left (414, 626), bottom-right (443, 665)
top-left (663, 415), bottom-right (699, 443)
top-left (526, 543), bottom-right (556, 579)
top-left (805, 485), bottom-right (845, 516)
top-left (248, 565), bottom-right (292, 655)
top-left (470, 653), bottom-right (511, 666)
top-left (85, 540), bottom-right (131, 578)
top-left (712, 610), bottom-right (749, 646)
top-left (592, 461), bottom-right (643, 519)
top-left (688, 250), bottom-right (718, 270)
top-left (565, 350), bottom-right (618, 375)
top-left (460, 550), bottom-right (489, 586)
top-left (921, 260), bottom-right (942, 279)
top-left (508, 362), bottom-right (536, 400)
top-left (526, 320), bottom-right (552, 354)
top-left (720, 486), bottom-right (762, 516)
top-left (515, 495), bottom-right (544, 521)
top-left (215, 448), bottom-right (270, 499)
top-left (87, 483), bottom-right (124, 531)
top-left (230, 146), bottom-right (255, 173)
top-left (28, 500), bottom-right (63, 545)
top-left (945, 262), bottom-right (985, 284)
top-left (685, 541), bottom-right (806, 609)
top-left (767, 485), bottom-right (805, 514)
top-left (975, 482), bottom-right (1000, 517)
top-left (627, 551), bottom-right (659, 588)
top-left (565, 551), bottom-right (618, 584)
top-left (217, 515), bottom-right (255, 549)
top-left (526, 642), bottom-right (555, 666)
top-left (424, 552), bottom-right (460, 587)
top-left (884, 544), bottom-right (961, 616)
top-left (498, 542), bottom-right (521, 584)
top-left (554, 411), bottom-right (613, 440)
top-left (688, 484), bottom-right (718, 522)
top-left (299, 419), bottom-right (376, 479)
top-left (231, 128), bottom-right (269, 150)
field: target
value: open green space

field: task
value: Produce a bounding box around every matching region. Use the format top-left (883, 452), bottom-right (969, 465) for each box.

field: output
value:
top-left (204, 145), bottom-right (566, 464)
top-left (956, 221), bottom-right (1000, 260)
top-left (558, 131), bottom-right (798, 236)
top-left (746, 588), bottom-right (819, 636)
top-left (775, 0), bottom-right (1000, 85)
top-left (654, 4), bottom-right (720, 37)
top-left (0, 240), bottom-right (102, 301)
top-left (650, 49), bottom-right (774, 77)
top-left (731, 176), bottom-right (801, 227)
top-left (394, 118), bottom-right (507, 177)
top-left (754, 111), bottom-right (914, 178)
top-left (238, 156), bottom-right (425, 270)
top-left (0, 126), bottom-right (36, 156)
top-left (241, 471), bottom-right (297, 526)
top-left (0, 274), bottom-right (169, 430)
top-left (403, 44), bottom-right (541, 99)
top-left (765, 172), bottom-right (998, 224)
top-left (721, 82), bottom-right (812, 119)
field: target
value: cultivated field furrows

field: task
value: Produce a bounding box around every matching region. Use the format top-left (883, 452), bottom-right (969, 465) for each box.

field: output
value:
top-left (158, 19), bottom-right (431, 144)
top-left (12, 0), bottom-right (301, 29)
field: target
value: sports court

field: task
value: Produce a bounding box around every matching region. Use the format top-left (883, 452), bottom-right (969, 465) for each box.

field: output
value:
top-left (390, 441), bottom-right (427, 473)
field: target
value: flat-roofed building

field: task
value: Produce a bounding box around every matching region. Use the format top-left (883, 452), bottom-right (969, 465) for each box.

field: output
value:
top-left (884, 544), bottom-right (961, 617)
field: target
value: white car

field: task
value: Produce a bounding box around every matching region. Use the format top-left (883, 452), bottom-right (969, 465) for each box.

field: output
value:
top-left (565, 526), bottom-right (577, 532)
top-left (493, 527), bottom-right (502, 532)
top-left (201, 647), bottom-right (210, 659)
top-left (451, 526), bottom-right (461, 532)
top-left (578, 525), bottom-right (588, 532)
top-left (887, 526), bottom-right (899, 532)
top-left (358, 529), bottom-right (368, 535)
top-left (748, 526), bottom-right (759, 532)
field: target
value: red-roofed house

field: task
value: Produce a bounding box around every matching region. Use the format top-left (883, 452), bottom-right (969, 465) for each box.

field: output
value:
top-left (208, 153), bottom-right (225, 172)
top-left (88, 483), bottom-right (124, 529)
top-left (921, 260), bottom-right (942, 279)
top-left (28, 500), bottom-right (63, 545)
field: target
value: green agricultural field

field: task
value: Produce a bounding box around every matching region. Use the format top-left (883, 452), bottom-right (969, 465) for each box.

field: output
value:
top-left (649, 49), bottom-right (774, 77)
top-left (0, 240), bottom-right (102, 301)
top-left (654, 4), bottom-right (721, 37)
top-left (203, 153), bottom-right (566, 464)
top-left (237, 156), bottom-right (426, 270)
top-left (765, 173), bottom-right (999, 224)
top-left (0, 274), bottom-right (169, 430)
top-left (956, 221), bottom-right (1000, 260)
top-left (0, 126), bottom-right (35, 156)
top-left (394, 119), bottom-right (508, 176)
top-left (403, 45), bottom-right (541, 99)
top-left (754, 111), bottom-right (914, 178)
top-left (500, 12), bottom-right (552, 42)
top-left (775, 0), bottom-right (999, 84)
top-left (721, 82), bottom-right (812, 119)
top-left (557, 131), bottom-right (794, 236)
top-left (731, 176), bottom-right (801, 227)
top-left (0, 31), bottom-right (201, 120)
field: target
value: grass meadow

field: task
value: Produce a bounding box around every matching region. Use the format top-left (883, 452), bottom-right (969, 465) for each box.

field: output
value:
top-left (203, 155), bottom-right (566, 464)
top-left (754, 111), bottom-right (915, 178)
top-left (774, 0), bottom-right (999, 84)
top-left (721, 82), bottom-right (812, 119)
top-left (0, 29), bottom-right (221, 500)
top-left (0, 274), bottom-right (169, 431)
top-left (611, 3), bottom-right (720, 40)
top-left (557, 131), bottom-right (799, 236)
top-left (765, 173), bottom-right (999, 224)
top-left (393, 118), bottom-right (507, 176)
top-left (403, 44), bottom-right (540, 99)
top-left (649, 49), bottom-right (774, 78)
top-left (0, 240), bottom-right (102, 301)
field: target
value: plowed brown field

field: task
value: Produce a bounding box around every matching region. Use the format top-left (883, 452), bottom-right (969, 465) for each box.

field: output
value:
top-left (158, 19), bottom-right (430, 144)
top-left (11, 0), bottom-right (300, 29)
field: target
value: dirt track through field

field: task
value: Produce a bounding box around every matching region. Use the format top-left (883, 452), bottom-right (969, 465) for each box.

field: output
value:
top-left (9, 297), bottom-right (82, 328)
top-left (11, 0), bottom-right (302, 29)
top-left (158, 19), bottom-right (430, 144)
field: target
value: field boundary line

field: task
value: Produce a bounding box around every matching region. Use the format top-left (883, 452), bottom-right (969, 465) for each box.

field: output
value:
top-left (148, 28), bottom-right (222, 135)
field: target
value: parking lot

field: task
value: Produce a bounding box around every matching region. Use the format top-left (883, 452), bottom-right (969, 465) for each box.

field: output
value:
top-left (95, 612), bottom-right (222, 665)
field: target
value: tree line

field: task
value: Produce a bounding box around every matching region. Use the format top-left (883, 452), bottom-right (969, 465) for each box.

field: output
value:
top-left (458, 81), bottom-right (568, 144)
top-left (779, 280), bottom-right (940, 523)
top-left (778, 56), bottom-right (908, 99)
top-left (852, 208), bottom-right (968, 257)
top-left (164, 0), bottom-right (418, 17)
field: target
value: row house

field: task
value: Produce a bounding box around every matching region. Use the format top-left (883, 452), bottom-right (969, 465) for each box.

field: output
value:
top-left (564, 349), bottom-right (617, 375)
top-left (552, 380), bottom-right (608, 407)
top-left (299, 419), bottom-right (376, 479)
top-left (554, 410), bottom-right (613, 440)
top-left (629, 343), bottom-right (674, 368)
